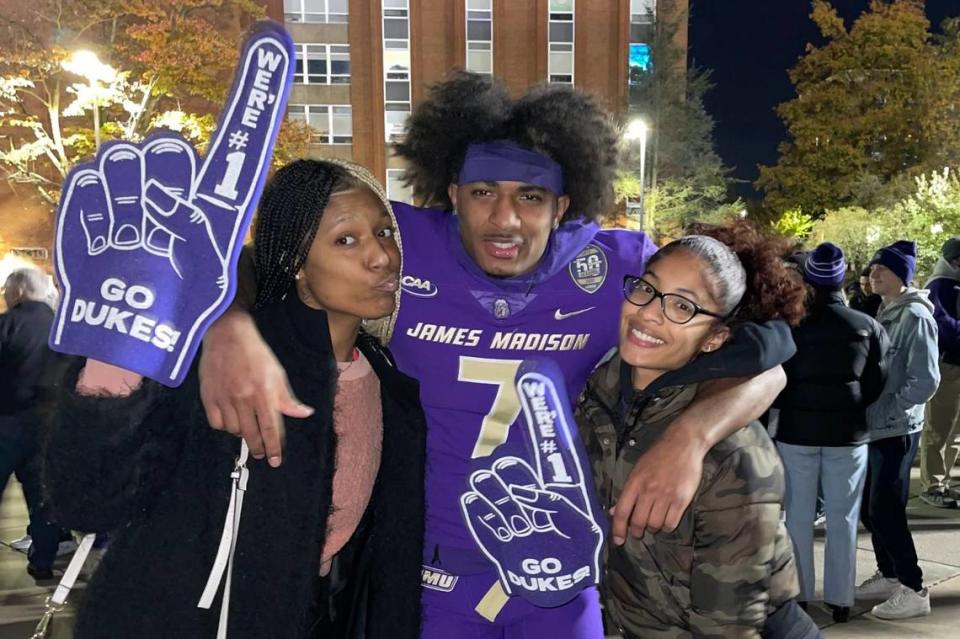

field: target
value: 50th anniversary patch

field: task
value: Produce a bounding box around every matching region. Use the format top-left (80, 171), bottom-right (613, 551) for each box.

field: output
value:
top-left (568, 244), bottom-right (607, 294)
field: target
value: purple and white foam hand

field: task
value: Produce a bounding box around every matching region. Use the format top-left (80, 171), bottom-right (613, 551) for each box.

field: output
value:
top-left (461, 359), bottom-right (607, 608)
top-left (50, 22), bottom-right (295, 387)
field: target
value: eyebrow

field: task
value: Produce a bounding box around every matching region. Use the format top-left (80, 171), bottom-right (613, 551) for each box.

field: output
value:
top-left (643, 268), bottom-right (703, 301)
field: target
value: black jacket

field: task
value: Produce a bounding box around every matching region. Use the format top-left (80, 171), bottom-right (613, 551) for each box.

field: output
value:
top-left (43, 295), bottom-right (426, 639)
top-left (772, 289), bottom-right (888, 447)
top-left (0, 300), bottom-right (56, 416)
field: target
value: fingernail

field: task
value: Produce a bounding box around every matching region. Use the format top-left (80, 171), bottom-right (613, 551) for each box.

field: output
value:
top-left (252, 453), bottom-right (265, 460)
top-left (613, 536), bottom-right (624, 545)
top-left (608, 507), bottom-right (615, 515)
top-left (301, 405), bottom-right (314, 416)
top-left (269, 456), bottom-right (281, 468)
top-left (90, 236), bottom-right (107, 253)
top-left (114, 224), bottom-right (139, 245)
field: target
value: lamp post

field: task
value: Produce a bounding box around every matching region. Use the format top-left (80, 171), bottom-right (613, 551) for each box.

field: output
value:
top-left (62, 50), bottom-right (117, 151)
top-left (624, 118), bottom-right (649, 230)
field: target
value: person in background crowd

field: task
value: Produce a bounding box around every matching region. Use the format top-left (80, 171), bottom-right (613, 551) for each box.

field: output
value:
top-left (771, 243), bottom-right (887, 623)
top-left (856, 240), bottom-right (940, 620)
top-left (0, 267), bottom-right (62, 580)
top-left (848, 266), bottom-right (882, 318)
top-left (577, 222), bottom-right (820, 639)
top-left (919, 237), bottom-right (960, 508)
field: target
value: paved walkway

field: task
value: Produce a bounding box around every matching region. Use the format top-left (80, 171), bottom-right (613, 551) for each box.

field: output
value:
top-left (1, 465), bottom-right (957, 638)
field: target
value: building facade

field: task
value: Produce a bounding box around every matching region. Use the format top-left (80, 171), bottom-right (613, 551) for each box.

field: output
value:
top-left (282, 0), bottom-right (687, 202)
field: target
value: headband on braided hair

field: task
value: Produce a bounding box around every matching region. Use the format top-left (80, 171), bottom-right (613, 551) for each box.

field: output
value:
top-left (252, 158), bottom-right (402, 344)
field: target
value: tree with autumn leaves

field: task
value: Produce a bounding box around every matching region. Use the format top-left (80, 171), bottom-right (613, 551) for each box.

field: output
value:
top-left (757, 0), bottom-right (960, 216)
top-left (0, 0), bottom-right (309, 205)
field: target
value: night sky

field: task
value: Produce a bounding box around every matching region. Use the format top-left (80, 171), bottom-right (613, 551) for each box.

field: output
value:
top-left (688, 0), bottom-right (957, 200)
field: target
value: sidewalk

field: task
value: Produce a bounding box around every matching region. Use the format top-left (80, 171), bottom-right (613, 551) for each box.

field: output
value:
top-left (1, 465), bottom-right (958, 638)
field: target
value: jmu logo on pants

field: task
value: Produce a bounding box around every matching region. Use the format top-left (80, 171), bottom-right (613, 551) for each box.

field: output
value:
top-left (421, 566), bottom-right (458, 592)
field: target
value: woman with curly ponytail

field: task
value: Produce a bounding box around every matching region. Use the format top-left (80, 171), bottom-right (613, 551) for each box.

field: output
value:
top-left (576, 221), bottom-right (822, 639)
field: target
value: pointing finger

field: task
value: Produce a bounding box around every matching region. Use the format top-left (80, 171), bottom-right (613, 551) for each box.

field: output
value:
top-left (194, 24), bottom-right (295, 259)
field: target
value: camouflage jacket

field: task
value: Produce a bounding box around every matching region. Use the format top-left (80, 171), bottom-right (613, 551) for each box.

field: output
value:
top-left (575, 353), bottom-right (799, 639)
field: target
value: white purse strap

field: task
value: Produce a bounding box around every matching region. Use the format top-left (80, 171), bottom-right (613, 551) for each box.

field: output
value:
top-left (198, 440), bottom-right (250, 639)
top-left (30, 533), bottom-right (97, 639)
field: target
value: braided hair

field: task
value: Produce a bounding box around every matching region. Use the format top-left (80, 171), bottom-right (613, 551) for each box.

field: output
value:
top-left (393, 70), bottom-right (619, 223)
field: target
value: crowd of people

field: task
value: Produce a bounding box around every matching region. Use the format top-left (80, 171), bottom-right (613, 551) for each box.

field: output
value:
top-left (1, 70), bottom-right (958, 638)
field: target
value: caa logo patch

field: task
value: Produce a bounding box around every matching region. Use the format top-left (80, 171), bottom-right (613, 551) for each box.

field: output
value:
top-left (401, 274), bottom-right (439, 298)
top-left (421, 566), bottom-right (458, 592)
top-left (569, 244), bottom-right (608, 294)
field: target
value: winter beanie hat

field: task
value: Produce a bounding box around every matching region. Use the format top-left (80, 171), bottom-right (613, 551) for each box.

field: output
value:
top-left (870, 240), bottom-right (917, 286)
top-left (943, 237), bottom-right (960, 263)
top-left (804, 242), bottom-right (846, 288)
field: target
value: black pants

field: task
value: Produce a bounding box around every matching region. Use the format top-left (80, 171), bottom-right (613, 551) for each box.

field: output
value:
top-left (0, 413), bottom-right (60, 570)
top-left (860, 433), bottom-right (923, 591)
top-left (761, 599), bottom-right (822, 639)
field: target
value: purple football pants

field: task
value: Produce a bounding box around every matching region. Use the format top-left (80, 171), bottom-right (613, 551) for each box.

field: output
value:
top-left (420, 570), bottom-right (604, 639)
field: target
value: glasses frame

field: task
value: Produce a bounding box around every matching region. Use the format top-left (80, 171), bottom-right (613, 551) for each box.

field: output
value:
top-left (622, 275), bottom-right (726, 325)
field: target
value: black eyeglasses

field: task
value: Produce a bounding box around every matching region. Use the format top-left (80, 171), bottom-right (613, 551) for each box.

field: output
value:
top-left (622, 275), bottom-right (725, 325)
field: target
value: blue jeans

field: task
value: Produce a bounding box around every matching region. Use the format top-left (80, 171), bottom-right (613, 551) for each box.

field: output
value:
top-left (777, 442), bottom-right (868, 607)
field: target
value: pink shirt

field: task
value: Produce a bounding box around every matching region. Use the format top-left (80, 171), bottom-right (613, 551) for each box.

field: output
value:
top-left (320, 351), bottom-right (382, 575)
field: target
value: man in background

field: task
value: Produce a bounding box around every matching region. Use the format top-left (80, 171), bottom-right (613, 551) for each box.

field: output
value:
top-left (0, 267), bottom-right (62, 579)
top-left (919, 238), bottom-right (960, 508)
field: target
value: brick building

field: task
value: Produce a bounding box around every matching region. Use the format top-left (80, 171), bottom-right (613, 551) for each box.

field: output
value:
top-left (281, 0), bottom-right (687, 202)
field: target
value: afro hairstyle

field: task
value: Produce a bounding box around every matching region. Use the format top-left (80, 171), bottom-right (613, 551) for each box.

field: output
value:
top-left (393, 70), bottom-right (619, 223)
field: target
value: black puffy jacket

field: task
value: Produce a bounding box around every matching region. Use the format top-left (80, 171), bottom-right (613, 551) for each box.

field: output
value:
top-left (771, 289), bottom-right (888, 447)
top-left (43, 294), bottom-right (426, 639)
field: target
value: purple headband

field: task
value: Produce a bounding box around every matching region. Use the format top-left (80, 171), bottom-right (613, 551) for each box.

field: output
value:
top-left (458, 141), bottom-right (565, 195)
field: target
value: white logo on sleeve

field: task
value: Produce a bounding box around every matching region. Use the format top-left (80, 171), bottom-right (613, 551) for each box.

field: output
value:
top-left (401, 275), bottom-right (439, 298)
top-left (554, 307), bottom-right (595, 321)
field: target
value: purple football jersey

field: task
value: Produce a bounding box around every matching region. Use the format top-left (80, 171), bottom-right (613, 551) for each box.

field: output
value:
top-left (389, 203), bottom-right (658, 550)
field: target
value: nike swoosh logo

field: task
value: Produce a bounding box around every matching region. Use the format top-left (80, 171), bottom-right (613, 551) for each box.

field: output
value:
top-left (554, 307), bottom-right (596, 321)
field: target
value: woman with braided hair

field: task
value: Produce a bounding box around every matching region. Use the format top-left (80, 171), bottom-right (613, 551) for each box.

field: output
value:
top-left (201, 72), bottom-right (795, 638)
top-left (43, 159), bottom-right (426, 639)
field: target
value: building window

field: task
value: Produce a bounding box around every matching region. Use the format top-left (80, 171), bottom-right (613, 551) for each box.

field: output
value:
top-left (382, 0), bottom-right (411, 142)
top-left (548, 0), bottom-right (574, 84)
top-left (629, 0), bottom-right (654, 85)
top-left (465, 0), bottom-right (493, 75)
top-left (294, 44), bottom-right (351, 85)
top-left (386, 168), bottom-right (413, 203)
top-left (284, 0), bottom-right (348, 24)
top-left (288, 104), bottom-right (353, 144)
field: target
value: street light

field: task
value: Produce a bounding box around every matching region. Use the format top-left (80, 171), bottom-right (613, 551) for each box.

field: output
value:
top-left (624, 119), bottom-right (649, 230)
top-left (62, 50), bottom-right (117, 150)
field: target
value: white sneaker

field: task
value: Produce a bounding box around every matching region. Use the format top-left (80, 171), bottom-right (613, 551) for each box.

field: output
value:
top-left (8, 535), bottom-right (31, 552)
top-left (872, 585), bottom-right (931, 620)
top-left (57, 539), bottom-right (78, 557)
top-left (856, 570), bottom-right (900, 599)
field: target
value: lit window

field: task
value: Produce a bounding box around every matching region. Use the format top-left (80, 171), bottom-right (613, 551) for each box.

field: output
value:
top-left (284, 0), bottom-right (348, 24)
top-left (382, 0), bottom-right (411, 142)
top-left (386, 168), bottom-right (413, 203)
top-left (288, 104), bottom-right (353, 144)
top-left (294, 44), bottom-right (351, 85)
top-left (548, 0), bottom-right (574, 84)
top-left (466, 0), bottom-right (493, 75)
